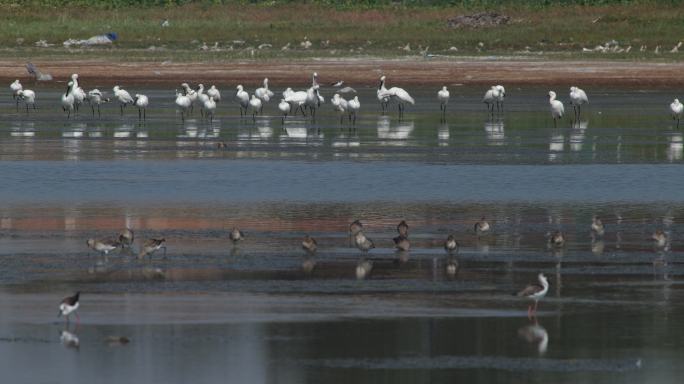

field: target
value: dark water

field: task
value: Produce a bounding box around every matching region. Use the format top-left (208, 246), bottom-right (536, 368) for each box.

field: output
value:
top-left (1, 86), bottom-right (683, 383)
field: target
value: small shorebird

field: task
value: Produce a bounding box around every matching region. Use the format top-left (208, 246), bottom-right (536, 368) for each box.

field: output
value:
top-left (591, 216), bottom-right (605, 239)
top-left (58, 292), bottom-right (80, 323)
top-left (354, 231), bottom-right (375, 253)
top-left (652, 230), bottom-right (668, 248)
top-left (670, 98), bottom-right (683, 128)
top-left (118, 228), bottom-right (134, 249)
top-left (349, 219), bottom-right (363, 246)
top-left (393, 235), bottom-right (410, 252)
top-left (302, 235), bottom-right (317, 254)
top-left (516, 273), bottom-right (549, 318)
top-left (86, 238), bottom-right (120, 256)
top-left (255, 78), bottom-right (274, 109)
top-left (139, 238), bottom-right (166, 259)
top-left (356, 258), bottom-right (373, 280)
top-left (548, 91), bottom-right (565, 128)
top-left (229, 227), bottom-right (244, 244)
top-left (349, 220), bottom-right (363, 235)
top-left (397, 220), bottom-right (409, 237)
top-left (548, 231), bottom-right (565, 248)
top-left (444, 234), bottom-right (459, 254)
top-left (474, 217), bottom-right (491, 236)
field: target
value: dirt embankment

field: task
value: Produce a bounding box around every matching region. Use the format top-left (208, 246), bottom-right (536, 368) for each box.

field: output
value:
top-left (1, 58), bottom-right (683, 88)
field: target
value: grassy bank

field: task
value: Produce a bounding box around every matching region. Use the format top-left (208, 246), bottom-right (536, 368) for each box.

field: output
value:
top-left (1, 1), bottom-right (683, 61)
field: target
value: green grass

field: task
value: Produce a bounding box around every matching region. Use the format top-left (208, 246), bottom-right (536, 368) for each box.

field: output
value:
top-left (1, 1), bottom-right (683, 61)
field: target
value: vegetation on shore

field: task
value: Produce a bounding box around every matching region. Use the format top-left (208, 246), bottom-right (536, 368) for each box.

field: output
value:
top-left (1, 1), bottom-right (682, 61)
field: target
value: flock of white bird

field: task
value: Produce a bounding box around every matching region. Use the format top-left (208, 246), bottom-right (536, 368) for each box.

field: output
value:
top-left (8, 73), bottom-right (684, 127)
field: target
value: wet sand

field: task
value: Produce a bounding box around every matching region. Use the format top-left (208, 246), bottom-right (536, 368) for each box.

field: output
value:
top-left (2, 58), bottom-right (684, 87)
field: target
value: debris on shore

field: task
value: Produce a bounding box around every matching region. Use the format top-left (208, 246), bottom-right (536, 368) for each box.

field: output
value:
top-left (447, 12), bottom-right (510, 29)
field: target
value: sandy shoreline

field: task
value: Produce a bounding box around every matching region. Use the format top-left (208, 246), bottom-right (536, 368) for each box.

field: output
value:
top-left (1, 58), bottom-right (683, 88)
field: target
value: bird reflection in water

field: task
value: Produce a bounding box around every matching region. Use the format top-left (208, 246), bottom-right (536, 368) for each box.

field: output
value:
top-left (518, 318), bottom-right (548, 356)
top-left (484, 119), bottom-right (504, 146)
top-left (356, 258), bottom-right (373, 280)
top-left (60, 329), bottom-right (80, 350)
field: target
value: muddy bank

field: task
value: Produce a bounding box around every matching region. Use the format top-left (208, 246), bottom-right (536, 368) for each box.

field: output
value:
top-left (0, 58), bottom-right (683, 88)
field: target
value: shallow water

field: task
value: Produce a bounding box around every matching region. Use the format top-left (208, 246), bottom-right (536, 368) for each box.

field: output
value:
top-left (1, 85), bottom-right (683, 383)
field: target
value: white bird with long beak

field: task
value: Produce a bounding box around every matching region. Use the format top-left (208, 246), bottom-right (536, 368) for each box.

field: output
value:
top-left (348, 96), bottom-right (360, 124)
top-left (670, 98), bottom-right (683, 128)
top-left (207, 85), bottom-right (221, 102)
top-left (61, 81), bottom-right (75, 118)
top-left (331, 93), bottom-right (349, 123)
top-left (10, 79), bottom-right (22, 99)
top-left (255, 78), bottom-right (274, 110)
top-left (236, 85), bottom-right (250, 116)
top-left (181, 83), bottom-right (197, 114)
top-left (134, 93), bottom-right (149, 120)
top-left (569, 86), bottom-right (589, 122)
top-left (249, 94), bottom-right (262, 121)
top-left (495, 85), bottom-right (506, 112)
top-left (175, 89), bottom-right (192, 121)
top-left (438, 86), bottom-right (449, 117)
top-left (10, 79), bottom-right (23, 111)
top-left (377, 75), bottom-right (415, 119)
top-left (17, 89), bottom-right (36, 114)
top-left (87, 89), bottom-right (109, 118)
top-left (483, 85), bottom-right (500, 114)
top-left (548, 91), bottom-right (564, 127)
top-left (377, 76), bottom-right (390, 114)
top-left (203, 96), bottom-right (217, 122)
top-left (278, 98), bottom-right (290, 123)
top-left (113, 85), bottom-right (134, 116)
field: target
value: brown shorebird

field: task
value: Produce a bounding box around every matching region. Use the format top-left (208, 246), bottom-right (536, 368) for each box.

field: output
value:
top-left (354, 231), bottom-right (375, 253)
top-left (349, 219), bottom-right (363, 235)
top-left (474, 217), bottom-right (491, 236)
top-left (86, 238), bottom-right (120, 256)
top-left (118, 228), bottom-right (134, 249)
top-left (397, 220), bottom-right (409, 237)
top-left (444, 234), bottom-right (459, 254)
top-left (58, 292), bottom-right (80, 324)
top-left (138, 238), bottom-right (166, 259)
top-left (229, 227), bottom-right (244, 244)
top-left (548, 231), bottom-right (565, 248)
top-left (652, 230), bottom-right (668, 248)
top-left (516, 273), bottom-right (549, 319)
top-left (349, 220), bottom-right (364, 246)
top-left (393, 234), bottom-right (410, 251)
top-left (591, 216), bottom-right (605, 238)
top-left (302, 235), bottom-right (317, 254)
